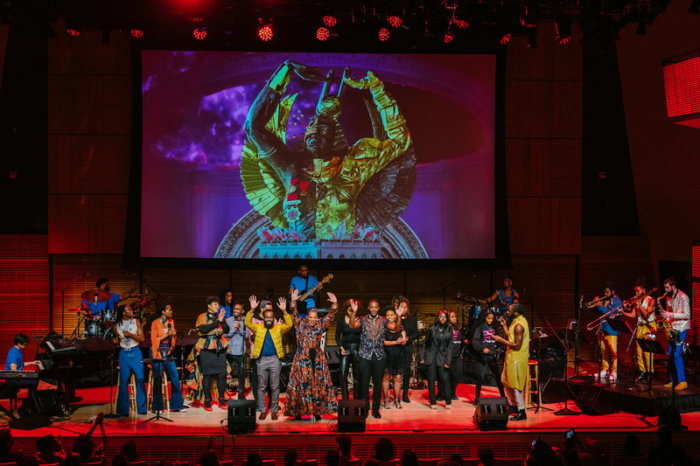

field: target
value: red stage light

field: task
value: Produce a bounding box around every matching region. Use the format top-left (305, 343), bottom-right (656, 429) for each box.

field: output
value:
top-left (66, 28), bottom-right (80, 37)
top-left (193, 27), bottom-right (207, 40)
top-left (130, 29), bottom-right (144, 39)
top-left (316, 27), bottom-right (330, 41)
top-left (499, 33), bottom-right (512, 45)
top-left (454, 19), bottom-right (469, 29)
top-left (443, 31), bottom-right (455, 43)
top-left (322, 15), bottom-right (337, 27)
top-left (258, 24), bottom-right (274, 41)
top-left (378, 27), bottom-right (390, 42)
top-left (387, 15), bottom-right (403, 28)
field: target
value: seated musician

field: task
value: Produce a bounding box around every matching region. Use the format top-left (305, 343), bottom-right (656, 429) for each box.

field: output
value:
top-left (479, 275), bottom-right (519, 316)
top-left (81, 278), bottom-right (121, 321)
top-left (2, 334), bottom-right (41, 404)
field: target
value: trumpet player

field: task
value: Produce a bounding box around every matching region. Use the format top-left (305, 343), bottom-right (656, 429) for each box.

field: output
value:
top-left (662, 277), bottom-right (690, 390)
top-left (622, 278), bottom-right (657, 384)
top-left (588, 283), bottom-right (622, 383)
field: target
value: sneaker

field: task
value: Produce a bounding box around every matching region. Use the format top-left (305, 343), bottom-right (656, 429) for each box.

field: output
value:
top-left (430, 404), bottom-right (438, 410)
top-left (675, 382), bottom-right (688, 391)
top-left (510, 409), bottom-right (527, 421)
top-left (204, 406), bottom-right (213, 412)
top-left (664, 381), bottom-right (675, 388)
top-left (445, 404), bottom-right (452, 409)
top-left (599, 370), bottom-right (607, 380)
top-left (609, 373), bottom-right (617, 383)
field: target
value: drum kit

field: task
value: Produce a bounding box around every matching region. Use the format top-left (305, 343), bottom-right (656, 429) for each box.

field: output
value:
top-left (72, 288), bottom-right (155, 340)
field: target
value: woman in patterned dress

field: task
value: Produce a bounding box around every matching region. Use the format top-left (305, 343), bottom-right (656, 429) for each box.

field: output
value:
top-left (284, 291), bottom-right (339, 420)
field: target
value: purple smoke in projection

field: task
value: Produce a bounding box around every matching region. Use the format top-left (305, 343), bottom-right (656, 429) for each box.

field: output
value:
top-left (152, 79), bottom-right (325, 168)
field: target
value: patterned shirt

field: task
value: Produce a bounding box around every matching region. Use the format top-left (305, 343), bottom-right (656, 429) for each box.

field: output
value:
top-left (358, 315), bottom-right (386, 360)
top-left (666, 290), bottom-right (690, 333)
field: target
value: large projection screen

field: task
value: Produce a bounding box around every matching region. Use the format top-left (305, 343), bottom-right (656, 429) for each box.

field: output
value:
top-left (140, 51), bottom-right (497, 260)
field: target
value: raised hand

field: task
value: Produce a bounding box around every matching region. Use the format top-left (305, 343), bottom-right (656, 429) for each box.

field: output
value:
top-left (344, 71), bottom-right (380, 91)
top-left (396, 302), bottom-right (408, 316)
top-left (327, 292), bottom-right (338, 305)
top-left (277, 296), bottom-right (288, 312)
top-left (350, 299), bottom-right (359, 314)
top-left (249, 295), bottom-right (259, 310)
top-left (290, 289), bottom-right (299, 302)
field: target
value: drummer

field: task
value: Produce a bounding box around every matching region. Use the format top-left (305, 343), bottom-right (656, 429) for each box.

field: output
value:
top-left (479, 275), bottom-right (519, 316)
top-left (81, 278), bottom-right (121, 321)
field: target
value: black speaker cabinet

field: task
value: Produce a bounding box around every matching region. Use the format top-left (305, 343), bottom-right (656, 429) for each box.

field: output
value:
top-left (337, 399), bottom-right (366, 432)
top-left (574, 385), bottom-right (618, 416)
top-left (19, 389), bottom-right (63, 417)
top-left (473, 397), bottom-right (509, 431)
top-left (227, 399), bottom-right (257, 434)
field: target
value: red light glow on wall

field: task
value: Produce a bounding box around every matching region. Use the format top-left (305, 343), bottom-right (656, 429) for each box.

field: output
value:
top-left (663, 56), bottom-right (700, 119)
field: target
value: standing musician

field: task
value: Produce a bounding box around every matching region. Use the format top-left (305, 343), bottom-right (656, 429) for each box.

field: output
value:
top-left (114, 304), bottom-right (147, 416)
top-left (150, 304), bottom-right (184, 412)
top-left (621, 278), bottom-right (656, 384)
top-left (421, 310), bottom-right (453, 410)
top-left (194, 296), bottom-right (230, 411)
top-left (224, 300), bottom-right (250, 400)
top-left (336, 299), bottom-right (362, 400)
top-left (480, 275), bottom-right (519, 315)
top-left (492, 303), bottom-right (529, 421)
top-left (470, 309), bottom-right (505, 406)
top-left (394, 296), bottom-right (418, 404)
top-left (661, 277), bottom-right (691, 390)
top-left (588, 283), bottom-right (622, 383)
top-left (82, 278), bottom-right (121, 320)
top-left (289, 265), bottom-right (320, 315)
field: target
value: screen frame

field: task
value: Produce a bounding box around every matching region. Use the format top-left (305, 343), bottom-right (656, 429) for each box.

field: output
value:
top-left (125, 45), bottom-right (510, 271)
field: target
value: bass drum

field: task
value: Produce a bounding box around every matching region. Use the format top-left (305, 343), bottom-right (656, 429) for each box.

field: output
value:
top-left (84, 320), bottom-right (103, 338)
top-left (103, 326), bottom-right (116, 340)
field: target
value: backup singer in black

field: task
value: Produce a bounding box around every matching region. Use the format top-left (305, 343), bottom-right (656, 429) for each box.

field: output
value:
top-left (470, 308), bottom-right (505, 406)
top-left (336, 299), bottom-right (362, 399)
top-left (421, 310), bottom-right (453, 409)
top-left (394, 296), bottom-right (418, 403)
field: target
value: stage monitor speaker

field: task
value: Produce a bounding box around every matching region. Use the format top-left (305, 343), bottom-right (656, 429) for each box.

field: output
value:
top-left (473, 397), bottom-right (509, 431)
top-left (19, 389), bottom-right (63, 417)
top-left (228, 399), bottom-right (257, 434)
top-left (574, 385), bottom-right (618, 415)
top-left (338, 399), bottom-right (366, 432)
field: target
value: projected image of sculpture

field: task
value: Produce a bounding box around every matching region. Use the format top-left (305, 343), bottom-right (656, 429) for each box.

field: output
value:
top-left (216, 61), bottom-right (428, 259)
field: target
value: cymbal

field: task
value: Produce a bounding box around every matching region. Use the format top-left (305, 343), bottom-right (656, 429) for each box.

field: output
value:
top-left (81, 289), bottom-right (111, 303)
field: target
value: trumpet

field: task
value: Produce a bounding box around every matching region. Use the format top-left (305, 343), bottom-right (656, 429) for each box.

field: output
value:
top-left (622, 287), bottom-right (658, 309)
top-left (585, 296), bottom-right (606, 308)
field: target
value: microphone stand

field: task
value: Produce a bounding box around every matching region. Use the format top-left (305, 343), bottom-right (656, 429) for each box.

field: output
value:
top-left (544, 317), bottom-right (579, 416)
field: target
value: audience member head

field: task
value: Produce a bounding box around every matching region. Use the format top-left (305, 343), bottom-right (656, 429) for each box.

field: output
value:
top-left (65, 452), bottom-right (83, 466)
top-left (284, 448), bottom-right (298, 466)
top-left (73, 434), bottom-right (96, 462)
top-left (477, 448), bottom-right (494, 466)
top-left (622, 434), bottom-right (641, 457)
top-left (325, 449), bottom-right (340, 466)
top-left (246, 453), bottom-right (263, 466)
top-left (0, 429), bottom-right (13, 460)
top-left (364, 461), bottom-right (379, 466)
top-left (122, 440), bottom-right (138, 460)
top-left (336, 434), bottom-right (352, 456)
top-left (401, 450), bottom-right (418, 466)
top-left (112, 453), bottom-right (129, 466)
top-left (199, 450), bottom-right (219, 466)
top-left (36, 435), bottom-right (55, 455)
top-left (373, 437), bottom-right (395, 461)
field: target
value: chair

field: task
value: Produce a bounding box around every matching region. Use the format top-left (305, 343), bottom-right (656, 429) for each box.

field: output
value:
top-left (114, 369), bottom-right (137, 414)
top-left (146, 360), bottom-right (170, 415)
top-left (525, 360), bottom-right (540, 409)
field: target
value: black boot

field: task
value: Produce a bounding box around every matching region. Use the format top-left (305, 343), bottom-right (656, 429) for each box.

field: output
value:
top-left (509, 405), bottom-right (518, 415)
top-left (510, 409), bottom-right (527, 421)
top-left (402, 392), bottom-right (411, 403)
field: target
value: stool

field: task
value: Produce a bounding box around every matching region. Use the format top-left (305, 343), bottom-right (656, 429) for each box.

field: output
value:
top-left (114, 368), bottom-right (137, 414)
top-left (525, 360), bottom-right (540, 409)
top-left (146, 360), bottom-right (170, 415)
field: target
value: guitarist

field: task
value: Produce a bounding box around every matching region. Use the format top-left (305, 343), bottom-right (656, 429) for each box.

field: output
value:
top-left (662, 277), bottom-right (690, 391)
top-left (289, 265), bottom-right (320, 316)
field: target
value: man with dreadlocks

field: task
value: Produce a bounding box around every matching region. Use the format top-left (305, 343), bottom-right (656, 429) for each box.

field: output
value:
top-left (242, 60), bottom-right (413, 241)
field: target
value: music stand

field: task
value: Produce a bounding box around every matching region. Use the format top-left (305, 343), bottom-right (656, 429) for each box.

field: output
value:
top-left (142, 357), bottom-right (177, 423)
top-left (635, 338), bottom-right (665, 395)
top-left (544, 318), bottom-right (579, 416)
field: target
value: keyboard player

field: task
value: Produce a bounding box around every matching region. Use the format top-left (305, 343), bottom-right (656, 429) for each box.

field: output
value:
top-left (4, 334), bottom-right (43, 373)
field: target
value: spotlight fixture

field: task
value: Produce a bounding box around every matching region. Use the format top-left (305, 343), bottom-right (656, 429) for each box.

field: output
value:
top-left (66, 27), bottom-right (80, 37)
top-left (443, 31), bottom-right (455, 43)
top-left (322, 15), bottom-right (337, 27)
top-left (193, 27), bottom-right (207, 40)
top-left (453, 19), bottom-right (469, 29)
top-left (387, 15), bottom-right (403, 28)
top-left (555, 16), bottom-right (571, 45)
top-left (258, 19), bottom-right (273, 42)
top-left (378, 27), bottom-right (390, 42)
top-left (499, 33), bottom-right (511, 45)
top-left (130, 29), bottom-right (144, 39)
top-left (316, 26), bottom-right (330, 41)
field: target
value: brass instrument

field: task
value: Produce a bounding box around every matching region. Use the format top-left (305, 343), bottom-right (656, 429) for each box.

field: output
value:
top-left (586, 302), bottom-right (622, 331)
top-left (656, 292), bottom-right (675, 340)
top-left (622, 287), bottom-right (658, 311)
top-left (585, 296), bottom-right (606, 308)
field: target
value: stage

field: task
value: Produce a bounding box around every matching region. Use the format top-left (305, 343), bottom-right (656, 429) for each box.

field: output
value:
top-left (3, 382), bottom-right (700, 464)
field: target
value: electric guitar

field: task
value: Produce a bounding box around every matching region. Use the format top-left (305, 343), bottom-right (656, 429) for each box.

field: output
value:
top-left (298, 274), bottom-right (334, 303)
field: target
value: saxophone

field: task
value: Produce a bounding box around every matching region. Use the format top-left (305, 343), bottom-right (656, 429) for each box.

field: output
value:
top-left (656, 292), bottom-right (676, 340)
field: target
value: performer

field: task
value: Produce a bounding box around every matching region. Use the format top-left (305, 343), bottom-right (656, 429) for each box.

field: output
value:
top-left (245, 296), bottom-right (294, 420)
top-left (150, 304), bottom-right (184, 412)
top-left (492, 304), bottom-right (529, 421)
top-left (336, 299), bottom-right (362, 400)
top-left (421, 310), bottom-right (453, 409)
top-left (4, 334), bottom-right (42, 372)
top-left (224, 300), bottom-right (250, 400)
top-left (382, 307), bottom-right (406, 409)
top-left (289, 265), bottom-right (319, 314)
top-left (81, 278), bottom-right (121, 320)
top-left (220, 290), bottom-right (234, 320)
top-left (394, 296), bottom-right (418, 403)
top-left (348, 299), bottom-right (386, 419)
top-left (661, 277), bottom-right (691, 390)
top-left (622, 279), bottom-right (656, 383)
top-left (480, 275), bottom-right (519, 315)
top-left (447, 311), bottom-right (466, 400)
top-left (589, 283), bottom-right (622, 383)
top-left (470, 309), bottom-right (505, 406)
top-left (284, 290), bottom-right (339, 420)
top-left (194, 296), bottom-right (230, 411)
top-left (114, 304), bottom-right (147, 416)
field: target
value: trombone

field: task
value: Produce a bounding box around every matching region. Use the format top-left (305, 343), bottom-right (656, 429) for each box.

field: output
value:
top-left (586, 304), bottom-right (623, 331)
